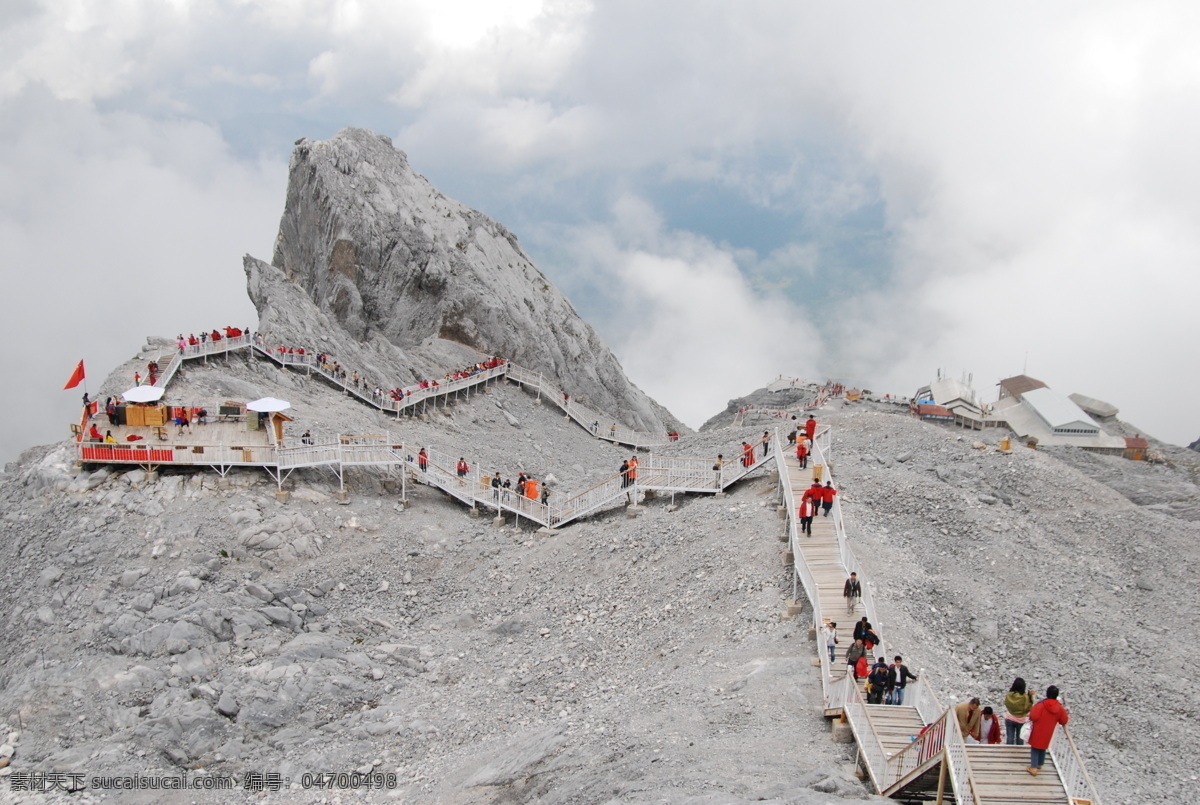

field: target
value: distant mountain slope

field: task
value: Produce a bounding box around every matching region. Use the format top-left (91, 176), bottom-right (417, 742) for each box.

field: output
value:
top-left (698, 383), bottom-right (822, 431)
top-left (248, 127), bottom-right (677, 434)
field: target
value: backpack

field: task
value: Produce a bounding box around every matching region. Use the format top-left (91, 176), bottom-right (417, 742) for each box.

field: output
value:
top-left (855, 656), bottom-right (869, 678)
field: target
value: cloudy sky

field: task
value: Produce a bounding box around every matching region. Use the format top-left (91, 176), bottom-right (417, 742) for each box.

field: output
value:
top-left (3, 0), bottom-right (1198, 462)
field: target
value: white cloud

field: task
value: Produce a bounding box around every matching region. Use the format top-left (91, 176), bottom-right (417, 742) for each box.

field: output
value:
top-left (0, 92), bottom-right (283, 462)
top-left (4, 0), bottom-right (1200, 457)
top-left (555, 195), bottom-right (824, 428)
top-left (797, 3), bottom-right (1200, 444)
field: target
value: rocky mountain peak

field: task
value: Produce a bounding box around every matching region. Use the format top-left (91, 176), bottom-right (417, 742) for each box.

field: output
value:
top-left (249, 127), bottom-right (675, 433)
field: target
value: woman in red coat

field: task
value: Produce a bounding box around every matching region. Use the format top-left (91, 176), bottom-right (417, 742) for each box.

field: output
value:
top-left (1027, 685), bottom-right (1069, 776)
top-left (821, 481), bottom-right (838, 517)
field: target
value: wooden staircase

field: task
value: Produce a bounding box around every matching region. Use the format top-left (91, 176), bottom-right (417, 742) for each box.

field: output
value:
top-left (865, 704), bottom-right (926, 760)
top-left (966, 745), bottom-right (1069, 804)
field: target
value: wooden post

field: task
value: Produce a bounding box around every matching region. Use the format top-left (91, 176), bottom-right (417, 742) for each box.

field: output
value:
top-left (934, 747), bottom-right (948, 804)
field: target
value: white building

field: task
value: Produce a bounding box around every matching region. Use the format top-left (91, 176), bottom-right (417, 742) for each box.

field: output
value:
top-left (1019, 387), bottom-right (1101, 437)
top-left (914, 377), bottom-right (983, 418)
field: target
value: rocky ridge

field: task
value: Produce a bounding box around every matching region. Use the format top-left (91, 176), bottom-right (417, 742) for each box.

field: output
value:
top-left (248, 128), bottom-right (676, 435)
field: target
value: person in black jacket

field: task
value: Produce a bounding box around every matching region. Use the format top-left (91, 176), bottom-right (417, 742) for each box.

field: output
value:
top-left (843, 572), bottom-right (862, 614)
top-left (887, 656), bottom-right (919, 705)
top-left (867, 658), bottom-right (890, 704)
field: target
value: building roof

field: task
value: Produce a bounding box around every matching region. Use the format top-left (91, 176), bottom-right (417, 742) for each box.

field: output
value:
top-left (998, 375), bottom-right (1047, 399)
top-left (991, 396), bottom-right (1125, 449)
top-left (1069, 392), bottom-right (1119, 419)
top-left (1021, 387), bottom-right (1099, 432)
top-left (915, 403), bottom-right (954, 418)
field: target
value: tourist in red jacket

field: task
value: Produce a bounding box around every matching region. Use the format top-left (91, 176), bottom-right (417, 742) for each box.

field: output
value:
top-left (797, 498), bottom-right (816, 535)
top-left (802, 481), bottom-right (823, 512)
top-left (1027, 685), bottom-right (1070, 776)
top-left (821, 481), bottom-right (838, 517)
top-left (796, 441), bottom-right (808, 469)
top-left (804, 414), bottom-right (817, 443)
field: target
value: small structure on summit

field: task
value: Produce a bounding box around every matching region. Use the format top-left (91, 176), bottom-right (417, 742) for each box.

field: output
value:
top-left (914, 376), bottom-right (983, 419)
top-left (1124, 436), bottom-right (1149, 461)
top-left (915, 371), bottom-right (1134, 456)
top-left (912, 403), bottom-right (954, 422)
top-left (913, 374), bottom-right (993, 429)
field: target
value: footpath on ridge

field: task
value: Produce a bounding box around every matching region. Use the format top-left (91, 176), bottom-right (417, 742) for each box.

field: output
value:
top-left (77, 334), bottom-right (786, 529)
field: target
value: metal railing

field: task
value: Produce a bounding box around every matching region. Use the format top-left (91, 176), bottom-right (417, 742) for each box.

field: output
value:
top-left (504, 364), bottom-right (668, 448)
top-left (83, 342), bottom-right (1103, 805)
top-left (78, 441), bottom-right (276, 467)
top-left (906, 671), bottom-right (943, 725)
top-left (786, 428), bottom-right (989, 804)
top-left (640, 454), bottom-right (723, 491)
top-left (252, 342), bottom-right (507, 415)
top-left (940, 714), bottom-right (979, 805)
top-left (840, 675), bottom-right (891, 792)
top-left (147, 334), bottom-right (255, 388)
top-left (881, 705), bottom-right (948, 793)
top-left (777, 432), bottom-right (861, 714)
top-left (1051, 724), bottom-right (1101, 805)
top-left (808, 428), bottom-right (884, 659)
top-left (552, 471), bottom-right (632, 525)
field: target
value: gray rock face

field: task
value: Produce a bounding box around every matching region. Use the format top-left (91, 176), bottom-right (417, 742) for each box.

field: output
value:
top-left (246, 127), bottom-right (675, 433)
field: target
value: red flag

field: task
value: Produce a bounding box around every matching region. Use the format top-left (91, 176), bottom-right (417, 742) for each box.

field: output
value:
top-left (63, 360), bottom-right (86, 390)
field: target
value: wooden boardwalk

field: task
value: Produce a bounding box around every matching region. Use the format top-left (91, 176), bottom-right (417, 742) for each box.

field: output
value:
top-left (75, 336), bottom-right (780, 528)
top-left (777, 442), bottom-right (1094, 804)
top-left (966, 746), bottom-right (1069, 804)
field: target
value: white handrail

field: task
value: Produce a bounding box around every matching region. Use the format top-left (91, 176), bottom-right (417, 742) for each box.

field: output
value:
top-left (1050, 724), bottom-right (1101, 805)
top-left (505, 364), bottom-right (668, 448)
top-left (882, 707), bottom-right (949, 791)
top-left (839, 675), bottom-right (891, 791)
top-left (939, 712), bottom-right (978, 805)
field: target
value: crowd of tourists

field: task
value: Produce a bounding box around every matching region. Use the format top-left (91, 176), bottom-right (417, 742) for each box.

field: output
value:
top-left (839, 561), bottom-right (1069, 776)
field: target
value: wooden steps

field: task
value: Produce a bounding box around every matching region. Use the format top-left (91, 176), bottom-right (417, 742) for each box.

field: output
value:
top-left (863, 704), bottom-right (925, 759)
top-left (781, 448), bottom-right (1080, 804)
top-left (965, 745), bottom-right (1069, 804)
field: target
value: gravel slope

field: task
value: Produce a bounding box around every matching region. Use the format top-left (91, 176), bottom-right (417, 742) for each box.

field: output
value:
top-left (0, 364), bottom-right (879, 805)
top-left (822, 401), bottom-right (1200, 805)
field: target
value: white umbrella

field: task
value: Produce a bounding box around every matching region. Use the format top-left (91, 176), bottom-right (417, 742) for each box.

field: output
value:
top-left (246, 397), bottom-right (291, 412)
top-left (122, 385), bottom-right (165, 402)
